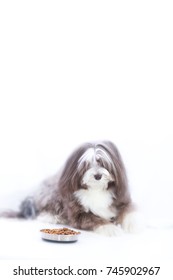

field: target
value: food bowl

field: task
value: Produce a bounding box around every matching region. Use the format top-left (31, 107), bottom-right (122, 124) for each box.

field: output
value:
top-left (40, 227), bottom-right (81, 242)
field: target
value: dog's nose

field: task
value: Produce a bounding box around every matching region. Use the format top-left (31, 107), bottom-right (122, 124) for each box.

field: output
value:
top-left (94, 174), bottom-right (102, 180)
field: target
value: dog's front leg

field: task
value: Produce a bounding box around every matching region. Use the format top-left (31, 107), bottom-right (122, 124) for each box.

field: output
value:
top-left (68, 209), bottom-right (123, 236)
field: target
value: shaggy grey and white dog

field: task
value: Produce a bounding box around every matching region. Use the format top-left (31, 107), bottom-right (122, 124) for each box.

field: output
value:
top-left (2, 141), bottom-right (139, 236)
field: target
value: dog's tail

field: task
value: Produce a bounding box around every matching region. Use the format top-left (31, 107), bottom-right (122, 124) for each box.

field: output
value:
top-left (0, 210), bottom-right (22, 218)
top-left (0, 197), bottom-right (37, 219)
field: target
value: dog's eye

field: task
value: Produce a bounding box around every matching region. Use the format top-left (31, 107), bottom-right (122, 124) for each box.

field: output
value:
top-left (78, 161), bottom-right (90, 174)
top-left (108, 181), bottom-right (115, 189)
top-left (96, 158), bottom-right (103, 166)
top-left (80, 184), bottom-right (88, 190)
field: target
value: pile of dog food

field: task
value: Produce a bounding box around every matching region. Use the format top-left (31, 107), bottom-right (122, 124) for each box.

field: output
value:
top-left (40, 227), bottom-right (80, 235)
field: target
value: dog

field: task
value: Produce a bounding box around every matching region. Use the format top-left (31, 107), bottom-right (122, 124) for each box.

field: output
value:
top-left (1, 140), bottom-right (139, 236)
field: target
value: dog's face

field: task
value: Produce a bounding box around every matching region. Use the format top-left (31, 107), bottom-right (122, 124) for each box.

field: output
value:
top-left (77, 147), bottom-right (115, 190)
top-left (60, 141), bottom-right (128, 200)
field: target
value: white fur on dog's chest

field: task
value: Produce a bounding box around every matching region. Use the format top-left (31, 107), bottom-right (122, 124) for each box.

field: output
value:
top-left (74, 188), bottom-right (116, 220)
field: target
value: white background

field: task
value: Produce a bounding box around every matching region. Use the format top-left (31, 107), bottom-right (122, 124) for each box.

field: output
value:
top-left (0, 0), bottom-right (173, 223)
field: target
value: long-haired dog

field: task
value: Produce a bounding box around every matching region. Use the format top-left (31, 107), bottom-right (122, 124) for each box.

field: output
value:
top-left (1, 141), bottom-right (139, 236)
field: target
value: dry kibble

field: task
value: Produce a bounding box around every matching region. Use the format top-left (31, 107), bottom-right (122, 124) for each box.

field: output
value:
top-left (40, 227), bottom-right (80, 235)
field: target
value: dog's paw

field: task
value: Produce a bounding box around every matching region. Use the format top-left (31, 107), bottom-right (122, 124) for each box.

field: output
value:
top-left (94, 224), bottom-right (123, 237)
top-left (121, 212), bottom-right (143, 233)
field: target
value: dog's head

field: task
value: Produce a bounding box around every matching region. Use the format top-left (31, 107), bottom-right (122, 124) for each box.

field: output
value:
top-left (59, 141), bottom-right (129, 200)
top-left (77, 143), bottom-right (115, 190)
